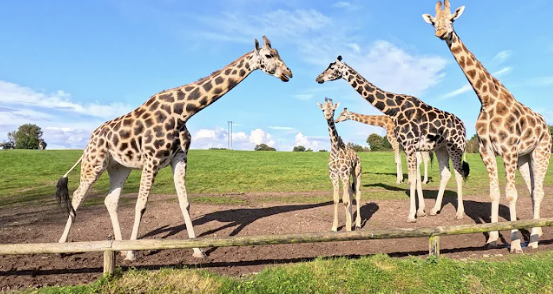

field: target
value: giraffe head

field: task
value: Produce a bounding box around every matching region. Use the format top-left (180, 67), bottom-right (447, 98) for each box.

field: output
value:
top-left (315, 55), bottom-right (347, 84)
top-left (252, 36), bottom-right (293, 82)
top-left (334, 108), bottom-right (352, 123)
top-left (422, 0), bottom-right (465, 40)
top-left (317, 97), bottom-right (340, 120)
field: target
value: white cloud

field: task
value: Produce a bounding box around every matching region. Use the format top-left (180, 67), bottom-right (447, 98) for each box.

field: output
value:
top-left (0, 80), bottom-right (131, 120)
top-left (332, 1), bottom-right (351, 8)
top-left (493, 67), bottom-right (513, 77)
top-left (294, 94), bottom-right (314, 100)
top-left (0, 80), bottom-right (132, 149)
top-left (269, 126), bottom-right (297, 132)
top-left (492, 50), bottom-right (512, 64)
top-left (190, 127), bottom-right (279, 150)
top-left (295, 132), bottom-right (328, 151)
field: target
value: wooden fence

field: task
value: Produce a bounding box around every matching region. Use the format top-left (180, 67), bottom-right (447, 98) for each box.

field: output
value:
top-left (1, 218), bottom-right (553, 276)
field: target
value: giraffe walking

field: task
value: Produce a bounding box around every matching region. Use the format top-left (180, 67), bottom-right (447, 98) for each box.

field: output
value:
top-left (316, 56), bottom-right (470, 223)
top-left (55, 36), bottom-right (293, 261)
top-left (335, 108), bottom-right (434, 184)
top-left (423, 0), bottom-right (551, 253)
top-left (318, 98), bottom-right (362, 231)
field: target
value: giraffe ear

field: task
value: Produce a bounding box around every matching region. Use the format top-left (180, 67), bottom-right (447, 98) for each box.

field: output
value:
top-left (422, 14), bottom-right (434, 24)
top-left (254, 38), bottom-right (260, 51)
top-left (262, 36), bottom-right (272, 48)
top-left (337, 55), bottom-right (342, 62)
top-left (317, 102), bottom-right (323, 109)
top-left (451, 6), bottom-right (465, 21)
top-left (334, 102), bottom-right (340, 109)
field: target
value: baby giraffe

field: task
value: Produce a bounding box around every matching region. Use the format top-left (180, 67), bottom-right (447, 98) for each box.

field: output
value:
top-left (318, 98), bottom-right (362, 231)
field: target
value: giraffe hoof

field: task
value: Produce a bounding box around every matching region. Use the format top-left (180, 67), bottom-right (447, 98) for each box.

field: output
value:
top-left (406, 218), bottom-right (417, 223)
top-left (429, 209), bottom-right (439, 216)
top-left (485, 241), bottom-right (498, 249)
top-left (396, 180), bottom-right (403, 184)
top-left (331, 227), bottom-right (338, 232)
top-left (193, 251), bottom-right (207, 259)
top-left (528, 242), bottom-right (539, 249)
top-left (422, 181), bottom-right (428, 185)
top-left (417, 211), bottom-right (426, 218)
top-left (510, 247), bottom-right (523, 254)
top-left (124, 252), bottom-right (137, 262)
top-left (455, 213), bottom-right (464, 220)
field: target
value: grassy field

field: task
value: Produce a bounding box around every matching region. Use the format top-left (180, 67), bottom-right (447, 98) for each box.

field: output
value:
top-left (2, 149), bottom-right (553, 207)
top-left (19, 252), bottom-right (553, 293)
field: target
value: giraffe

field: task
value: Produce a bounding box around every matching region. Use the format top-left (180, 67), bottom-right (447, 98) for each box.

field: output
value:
top-left (423, 0), bottom-right (552, 253)
top-left (316, 56), bottom-right (470, 223)
top-left (55, 36), bottom-right (293, 261)
top-left (334, 108), bottom-right (434, 185)
top-left (318, 98), bottom-right (362, 231)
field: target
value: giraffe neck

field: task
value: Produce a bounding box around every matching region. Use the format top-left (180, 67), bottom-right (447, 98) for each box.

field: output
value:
top-left (348, 112), bottom-right (389, 128)
top-left (446, 32), bottom-right (510, 107)
top-left (341, 64), bottom-right (403, 117)
top-left (327, 118), bottom-right (344, 152)
top-left (146, 51), bottom-right (257, 122)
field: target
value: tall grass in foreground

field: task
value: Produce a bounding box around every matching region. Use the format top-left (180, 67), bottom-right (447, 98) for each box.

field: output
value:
top-left (20, 252), bottom-right (553, 293)
top-left (2, 149), bottom-right (553, 206)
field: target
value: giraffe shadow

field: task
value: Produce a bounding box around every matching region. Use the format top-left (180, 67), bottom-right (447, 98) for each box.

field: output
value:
top-left (432, 197), bottom-right (530, 246)
top-left (363, 183), bottom-right (450, 199)
top-left (334, 201), bottom-right (379, 231)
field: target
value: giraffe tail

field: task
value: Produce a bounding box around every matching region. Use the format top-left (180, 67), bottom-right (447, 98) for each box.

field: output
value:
top-left (461, 154), bottom-right (470, 181)
top-left (429, 151), bottom-right (434, 168)
top-left (56, 155), bottom-right (82, 217)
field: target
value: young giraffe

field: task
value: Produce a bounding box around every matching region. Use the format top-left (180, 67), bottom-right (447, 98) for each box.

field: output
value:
top-left (318, 98), bottom-right (362, 231)
top-left (334, 108), bottom-right (433, 185)
top-left (316, 56), bottom-right (470, 223)
top-left (423, 0), bottom-right (552, 252)
top-left (55, 36), bottom-right (293, 261)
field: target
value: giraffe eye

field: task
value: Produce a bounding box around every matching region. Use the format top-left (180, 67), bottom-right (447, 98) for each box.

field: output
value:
top-left (265, 54), bottom-right (272, 58)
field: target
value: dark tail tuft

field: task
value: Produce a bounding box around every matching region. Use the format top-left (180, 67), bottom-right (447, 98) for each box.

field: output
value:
top-left (462, 161), bottom-right (470, 181)
top-left (429, 151), bottom-right (434, 168)
top-left (351, 182), bottom-right (356, 193)
top-left (56, 177), bottom-right (75, 218)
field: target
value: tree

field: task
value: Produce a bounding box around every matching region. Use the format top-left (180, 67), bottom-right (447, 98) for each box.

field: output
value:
top-left (347, 142), bottom-right (370, 152)
top-left (381, 136), bottom-right (392, 150)
top-left (549, 125), bottom-right (553, 152)
top-left (10, 124), bottom-right (45, 149)
top-left (367, 133), bottom-right (385, 151)
top-left (254, 143), bottom-right (276, 151)
top-left (318, 149), bottom-right (327, 152)
top-left (306, 148), bottom-right (313, 152)
top-left (293, 145), bottom-right (306, 152)
top-left (465, 134), bottom-right (479, 153)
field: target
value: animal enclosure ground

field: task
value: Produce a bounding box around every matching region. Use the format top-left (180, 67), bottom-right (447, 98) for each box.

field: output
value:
top-left (1, 189), bottom-right (553, 291)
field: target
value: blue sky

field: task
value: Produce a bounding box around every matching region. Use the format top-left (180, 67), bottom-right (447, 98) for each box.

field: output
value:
top-left (1, 0), bottom-right (552, 151)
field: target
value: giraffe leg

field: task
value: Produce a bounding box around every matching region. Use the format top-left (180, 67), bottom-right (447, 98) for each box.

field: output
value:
top-left (341, 176), bottom-right (353, 232)
top-left (450, 150), bottom-right (465, 220)
top-left (429, 147), bottom-right (451, 216)
top-left (422, 152), bottom-right (430, 185)
top-left (503, 151), bottom-right (522, 254)
top-left (405, 150), bottom-right (418, 223)
top-left (353, 162), bottom-right (362, 229)
top-left (172, 153), bottom-right (205, 258)
top-left (59, 155), bottom-right (105, 243)
top-left (415, 152), bottom-right (426, 217)
top-left (528, 141), bottom-right (551, 249)
top-left (125, 164), bottom-right (158, 261)
top-left (391, 137), bottom-right (403, 184)
top-left (104, 161), bottom-right (132, 257)
top-left (330, 173), bottom-right (340, 232)
top-left (480, 143), bottom-right (501, 248)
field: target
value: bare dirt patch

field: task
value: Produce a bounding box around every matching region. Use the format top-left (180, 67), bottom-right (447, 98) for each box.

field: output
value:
top-left (1, 189), bottom-right (553, 291)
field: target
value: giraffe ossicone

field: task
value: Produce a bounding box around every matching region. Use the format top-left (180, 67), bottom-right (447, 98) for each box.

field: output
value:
top-left (335, 108), bottom-right (433, 185)
top-left (316, 55), bottom-right (470, 223)
top-left (318, 98), bottom-right (362, 231)
top-left (423, 0), bottom-right (551, 253)
top-left (54, 35), bottom-right (293, 261)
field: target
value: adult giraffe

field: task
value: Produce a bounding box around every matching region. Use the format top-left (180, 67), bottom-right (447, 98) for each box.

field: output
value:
top-left (56, 36), bottom-right (292, 261)
top-left (423, 0), bottom-right (551, 253)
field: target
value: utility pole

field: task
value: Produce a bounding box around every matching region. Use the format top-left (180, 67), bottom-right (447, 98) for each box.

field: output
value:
top-left (227, 121), bottom-right (234, 150)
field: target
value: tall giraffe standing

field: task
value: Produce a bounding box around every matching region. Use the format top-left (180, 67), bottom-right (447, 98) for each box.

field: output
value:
top-left (334, 108), bottom-right (433, 184)
top-left (423, 0), bottom-right (551, 252)
top-left (318, 98), bottom-right (362, 231)
top-left (316, 56), bottom-right (470, 222)
top-left (55, 36), bottom-right (293, 261)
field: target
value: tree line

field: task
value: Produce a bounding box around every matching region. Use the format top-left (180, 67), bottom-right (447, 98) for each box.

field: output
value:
top-left (2, 124), bottom-right (47, 150)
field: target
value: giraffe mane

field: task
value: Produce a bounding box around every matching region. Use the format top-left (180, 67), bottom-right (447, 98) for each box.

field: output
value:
top-left (192, 52), bottom-right (252, 84)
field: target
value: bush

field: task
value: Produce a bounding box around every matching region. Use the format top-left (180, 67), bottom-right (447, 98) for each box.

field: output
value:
top-left (254, 144), bottom-right (276, 151)
top-left (293, 145), bottom-right (306, 152)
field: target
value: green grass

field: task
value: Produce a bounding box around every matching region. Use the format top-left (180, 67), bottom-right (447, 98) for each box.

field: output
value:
top-left (2, 149), bottom-right (553, 206)
top-left (18, 252), bottom-right (553, 294)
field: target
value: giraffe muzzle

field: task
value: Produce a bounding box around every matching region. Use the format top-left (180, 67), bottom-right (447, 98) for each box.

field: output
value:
top-left (280, 68), bottom-right (293, 82)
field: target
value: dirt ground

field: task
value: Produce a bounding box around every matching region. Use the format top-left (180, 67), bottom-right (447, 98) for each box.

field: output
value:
top-left (1, 189), bottom-right (553, 291)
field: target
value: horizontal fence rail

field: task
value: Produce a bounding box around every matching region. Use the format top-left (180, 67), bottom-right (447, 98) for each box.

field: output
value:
top-left (1, 217), bottom-right (553, 275)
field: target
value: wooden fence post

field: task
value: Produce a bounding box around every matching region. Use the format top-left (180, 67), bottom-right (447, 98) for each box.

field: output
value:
top-left (103, 250), bottom-right (116, 276)
top-left (429, 235), bottom-right (440, 258)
